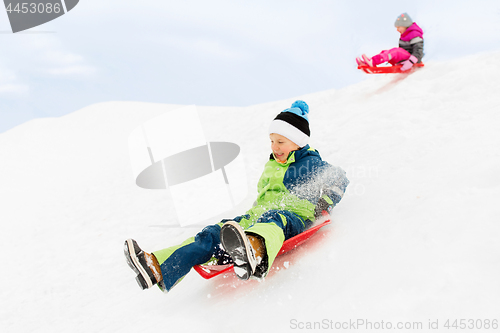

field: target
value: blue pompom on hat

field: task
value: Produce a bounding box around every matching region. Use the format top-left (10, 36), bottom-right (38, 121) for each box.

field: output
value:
top-left (285, 100), bottom-right (309, 122)
top-left (269, 100), bottom-right (310, 147)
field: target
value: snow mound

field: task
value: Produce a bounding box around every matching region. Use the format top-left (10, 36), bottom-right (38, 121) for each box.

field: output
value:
top-left (1, 52), bottom-right (499, 332)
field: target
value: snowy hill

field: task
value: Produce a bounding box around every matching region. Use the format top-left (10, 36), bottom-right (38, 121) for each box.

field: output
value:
top-left (1, 52), bottom-right (499, 332)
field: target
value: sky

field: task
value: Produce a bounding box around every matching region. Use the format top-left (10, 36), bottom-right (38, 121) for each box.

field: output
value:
top-left (1, 0), bottom-right (500, 133)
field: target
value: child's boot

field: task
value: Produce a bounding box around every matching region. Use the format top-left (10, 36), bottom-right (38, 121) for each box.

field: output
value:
top-left (361, 54), bottom-right (373, 67)
top-left (124, 239), bottom-right (165, 291)
top-left (247, 233), bottom-right (268, 279)
top-left (356, 57), bottom-right (366, 66)
top-left (220, 221), bottom-right (267, 280)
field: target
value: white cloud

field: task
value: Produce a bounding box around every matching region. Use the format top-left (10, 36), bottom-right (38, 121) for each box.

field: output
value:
top-left (0, 83), bottom-right (29, 96)
top-left (0, 64), bottom-right (29, 97)
top-left (0, 66), bottom-right (17, 84)
top-left (157, 34), bottom-right (246, 60)
top-left (44, 65), bottom-right (97, 76)
top-left (43, 49), bottom-right (85, 65)
top-left (37, 40), bottom-right (97, 78)
top-left (1, 34), bottom-right (97, 79)
top-left (39, 48), bottom-right (97, 76)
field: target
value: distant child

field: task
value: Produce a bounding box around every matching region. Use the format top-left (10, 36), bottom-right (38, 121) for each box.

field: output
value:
top-left (124, 100), bottom-right (349, 292)
top-left (357, 13), bottom-right (424, 71)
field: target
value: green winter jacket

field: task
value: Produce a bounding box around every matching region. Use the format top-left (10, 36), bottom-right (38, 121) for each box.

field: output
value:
top-left (230, 145), bottom-right (349, 272)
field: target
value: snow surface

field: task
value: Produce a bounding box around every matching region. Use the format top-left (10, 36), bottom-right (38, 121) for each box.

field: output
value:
top-left (1, 52), bottom-right (499, 332)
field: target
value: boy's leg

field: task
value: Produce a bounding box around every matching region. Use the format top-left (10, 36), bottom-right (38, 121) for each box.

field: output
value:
top-left (248, 210), bottom-right (306, 274)
top-left (221, 210), bottom-right (307, 279)
top-left (151, 224), bottom-right (222, 291)
top-left (142, 213), bottom-right (259, 287)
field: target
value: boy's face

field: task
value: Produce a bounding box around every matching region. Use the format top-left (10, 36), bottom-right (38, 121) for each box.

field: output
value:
top-left (270, 133), bottom-right (300, 162)
top-left (396, 26), bottom-right (407, 34)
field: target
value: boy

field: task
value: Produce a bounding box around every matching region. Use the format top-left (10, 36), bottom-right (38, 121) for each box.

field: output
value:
top-left (124, 100), bottom-right (349, 292)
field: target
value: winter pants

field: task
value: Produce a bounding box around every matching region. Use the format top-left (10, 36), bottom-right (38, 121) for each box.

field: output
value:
top-left (153, 209), bottom-right (308, 291)
top-left (371, 47), bottom-right (411, 66)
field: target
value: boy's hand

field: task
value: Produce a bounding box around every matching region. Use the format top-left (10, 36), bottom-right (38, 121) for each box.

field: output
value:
top-left (401, 55), bottom-right (418, 71)
top-left (314, 195), bottom-right (334, 220)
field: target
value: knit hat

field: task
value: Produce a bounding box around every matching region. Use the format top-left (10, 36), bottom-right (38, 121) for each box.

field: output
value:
top-left (394, 13), bottom-right (413, 28)
top-left (269, 100), bottom-right (310, 147)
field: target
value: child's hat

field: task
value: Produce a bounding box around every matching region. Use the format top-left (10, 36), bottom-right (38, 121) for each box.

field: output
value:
top-left (269, 100), bottom-right (310, 147)
top-left (394, 13), bottom-right (413, 28)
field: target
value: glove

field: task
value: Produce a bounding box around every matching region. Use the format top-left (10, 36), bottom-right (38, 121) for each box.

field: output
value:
top-left (401, 55), bottom-right (418, 71)
top-left (314, 195), bottom-right (334, 220)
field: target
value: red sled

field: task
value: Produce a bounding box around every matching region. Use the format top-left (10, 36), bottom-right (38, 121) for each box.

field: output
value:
top-left (193, 218), bottom-right (331, 279)
top-left (358, 63), bottom-right (424, 74)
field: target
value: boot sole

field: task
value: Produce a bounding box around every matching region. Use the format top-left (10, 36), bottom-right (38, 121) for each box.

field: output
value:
top-left (124, 239), bottom-right (153, 290)
top-left (220, 221), bottom-right (256, 280)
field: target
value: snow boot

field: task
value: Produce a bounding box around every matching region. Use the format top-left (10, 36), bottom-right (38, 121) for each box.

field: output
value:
top-left (362, 54), bottom-right (373, 67)
top-left (124, 239), bottom-right (165, 291)
top-left (220, 221), bottom-right (266, 280)
top-left (247, 233), bottom-right (268, 279)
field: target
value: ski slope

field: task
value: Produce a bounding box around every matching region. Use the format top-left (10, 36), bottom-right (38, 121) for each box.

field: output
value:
top-left (1, 52), bottom-right (499, 332)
